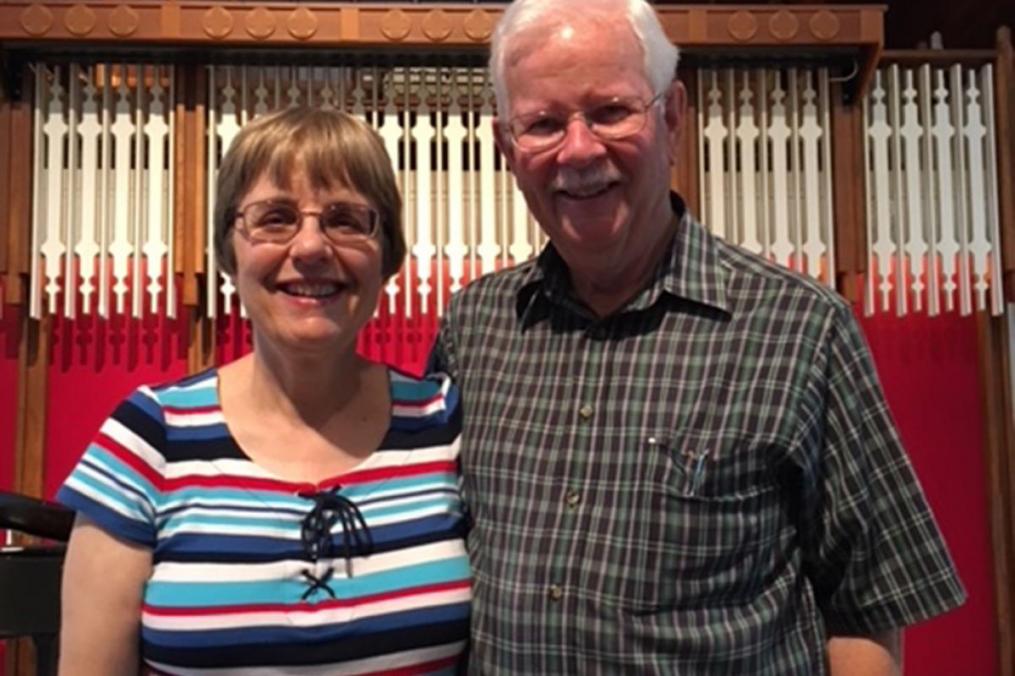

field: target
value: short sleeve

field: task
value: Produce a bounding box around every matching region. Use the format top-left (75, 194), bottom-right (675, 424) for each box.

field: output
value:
top-left (56, 386), bottom-right (167, 548)
top-left (798, 303), bottom-right (965, 635)
top-left (427, 296), bottom-right (460, 383)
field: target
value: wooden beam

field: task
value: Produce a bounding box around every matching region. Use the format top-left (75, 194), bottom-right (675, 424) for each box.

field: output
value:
top-left (995, 27), bottom-right (1015, 301)
top-left (174, 62), bottom-right (206, 307)
top-left (13, 315), bottom-right (49, 500)
top-left (673, 67), bottom-right (700, 217)
top-left (830, 80), bottom-right (867, 303)
top-left (977, 310), bottom-right (1015, 676)
top-left (3, 64), bottom-right (32, 305)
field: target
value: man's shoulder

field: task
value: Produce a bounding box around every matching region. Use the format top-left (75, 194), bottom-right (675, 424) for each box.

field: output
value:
top-left (448, 259), bottom-right (539, 311)
top-left (710, 233), bottom-right (851, 318)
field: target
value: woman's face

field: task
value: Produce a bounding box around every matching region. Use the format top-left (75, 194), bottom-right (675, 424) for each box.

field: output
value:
top-left (231, 169), bottom-right (384, 358)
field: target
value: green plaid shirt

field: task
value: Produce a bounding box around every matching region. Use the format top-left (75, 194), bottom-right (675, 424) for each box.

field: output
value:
top-left (431, 195), bottom-right (965, 675)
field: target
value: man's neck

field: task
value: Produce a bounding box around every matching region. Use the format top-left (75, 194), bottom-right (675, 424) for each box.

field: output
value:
top-left (569, 214), bottom-right (679, 318)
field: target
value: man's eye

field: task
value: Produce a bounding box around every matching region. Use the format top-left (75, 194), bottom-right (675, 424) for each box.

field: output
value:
top-left (589, 104), bottom-right (634, 126)
top-left (522, 116), bottom-right (563, 137)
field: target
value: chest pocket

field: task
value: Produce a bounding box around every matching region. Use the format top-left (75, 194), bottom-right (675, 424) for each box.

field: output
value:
top-left (595, 431), bottom-right (784, 613)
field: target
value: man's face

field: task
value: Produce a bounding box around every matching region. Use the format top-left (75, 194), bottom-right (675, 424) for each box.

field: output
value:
top-left (495, 19), bottom-right (684, 281)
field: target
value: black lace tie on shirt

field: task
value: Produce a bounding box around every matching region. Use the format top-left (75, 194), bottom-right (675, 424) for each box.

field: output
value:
top-left (298, 486), bottom-right (374, 592)
top-left (300, 568), bottom-right (336, 600)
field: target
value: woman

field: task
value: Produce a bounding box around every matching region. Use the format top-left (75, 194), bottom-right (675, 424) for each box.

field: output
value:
top-left (57, 107), bottom-right (470, 675)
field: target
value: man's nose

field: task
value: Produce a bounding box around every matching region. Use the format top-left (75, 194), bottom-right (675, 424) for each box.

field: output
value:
top-left (555, 117), bottom-right (607, 166)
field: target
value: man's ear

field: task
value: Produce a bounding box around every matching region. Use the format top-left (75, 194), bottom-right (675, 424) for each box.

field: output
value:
top-left (663, 79), bottom-right (687, 164)
top-left (493, 117), bottom-right (517, 172)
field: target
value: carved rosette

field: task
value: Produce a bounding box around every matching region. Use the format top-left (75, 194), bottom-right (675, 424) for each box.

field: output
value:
top-left (19, 4), bottom-right (54, 36)
top-left (727, 11), bottom-right (758, 42)
top-left (380, 9), bottom-right (412, 42)
top-left (769, 10), bottom-right (800, 41)
top-left (422, 9), bottom-right (453, 43)
top-left (64, 4), bottom-right (97, 37)
top-left (245, 7), bottom-right (275, 40)
top-left (108, 4), bottom-right (140, 37)
top-left (463, 9), bottom-right (494, 42)
top-left (287, 7), bottom-right (317, 40)
top-left (202, 5), bottom-right (234, 40)
top-left (809, 11), bottom-right (841, 41)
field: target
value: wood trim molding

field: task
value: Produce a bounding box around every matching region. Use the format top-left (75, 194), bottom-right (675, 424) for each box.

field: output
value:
top-left (672, 67), bottom-right (699, 217)
top-left (831, 79), bottom-right (867, 304)
top-left (173, 62), bottom-right (206, 308)
top-left (0, 3), bottom-right (885, 99)
top-left (995, 27), bottom-right (1015, 301)
top-left (977, 311), bottom-right (1015, 676)
top-left (13, 315), bottom-right (49, 500)
top-left (2, 63), bottom-right (32, 305)
top-left (0, 3), bottom-right (883, 49)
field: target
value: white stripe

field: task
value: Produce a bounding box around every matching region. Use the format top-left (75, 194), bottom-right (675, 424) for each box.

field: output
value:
top-left (146, 641), bottom-right (465, 676)
top-left (99, 416), bottom-right (165, 470)
top-left (142, 587), bottom-right (470, 631)
top-left (163, 409), bottom-right (225, 427)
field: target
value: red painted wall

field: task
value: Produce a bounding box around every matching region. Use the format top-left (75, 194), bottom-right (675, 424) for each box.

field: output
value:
top-left (43, 310), bottom-right (191, 498)
top-left (859, 309), bottom-right (996, 676)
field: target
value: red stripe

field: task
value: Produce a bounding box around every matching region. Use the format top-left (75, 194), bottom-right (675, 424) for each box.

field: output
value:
top-left (162, 404), bottom-right (220, 416)
top-left (94, 432), bottom-right (163, 487)
top-left (142, 579), bottom-right (470, 617)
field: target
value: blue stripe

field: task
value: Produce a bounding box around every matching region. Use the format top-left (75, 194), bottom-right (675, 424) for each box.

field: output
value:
top-left (157, 384), bottom-right (219, 408)
top-left (145, 557), bottom-right (470, 607)
top-left (57, 487), bottom-right (155, 546)
top-left (166, 423), bottom-right (231, 441)
top-left (83, 447), bottom-right (160, 503)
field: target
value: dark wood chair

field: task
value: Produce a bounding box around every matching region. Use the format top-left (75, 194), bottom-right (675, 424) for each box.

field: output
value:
top-left (0, 492), bottom-right (75, 676)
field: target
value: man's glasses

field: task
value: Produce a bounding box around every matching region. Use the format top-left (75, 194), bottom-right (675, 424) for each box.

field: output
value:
top-left (234, 200), bottom-right (380, 246)
top-left (505, 92), bottom-right (666, 153)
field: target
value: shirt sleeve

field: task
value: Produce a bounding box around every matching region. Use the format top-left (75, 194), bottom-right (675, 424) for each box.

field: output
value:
top-left (798, 302), bottom-right (966, 635)
top-left (427, 297), bottom-right (460, 383)
top-left (56, 386), bottom-right (167, 548)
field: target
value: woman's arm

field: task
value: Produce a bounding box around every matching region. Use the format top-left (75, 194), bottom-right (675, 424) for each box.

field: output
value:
top-left (827, 630), bottom-right (902, 676)
top-left (59, 514), bottom-right (152, 676)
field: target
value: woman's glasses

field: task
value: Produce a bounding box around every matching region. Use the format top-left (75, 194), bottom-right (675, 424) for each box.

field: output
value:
top-left (234, 200), bottom-right (380, 245)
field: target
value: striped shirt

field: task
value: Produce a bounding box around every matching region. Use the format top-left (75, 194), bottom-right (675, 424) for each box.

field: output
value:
top-left (430, 194), bottom-right (964, 675)
top-left (58, 367), bottom-right (470, 676)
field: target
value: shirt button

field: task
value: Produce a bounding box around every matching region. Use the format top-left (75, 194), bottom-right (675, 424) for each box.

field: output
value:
top-left (548, 584), bottom-right (563, 601)
top-left (578, 404), bottom-right (594, 420)
top-left (565, 489), bottom-right (581, 508)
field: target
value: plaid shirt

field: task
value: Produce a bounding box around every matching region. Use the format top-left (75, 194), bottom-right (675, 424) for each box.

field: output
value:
top-left (431, 195), bottom-right (965, 675)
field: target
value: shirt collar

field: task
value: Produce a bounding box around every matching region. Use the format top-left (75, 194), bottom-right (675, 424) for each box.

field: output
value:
top-left (516, 193), bottom-right (730, 325)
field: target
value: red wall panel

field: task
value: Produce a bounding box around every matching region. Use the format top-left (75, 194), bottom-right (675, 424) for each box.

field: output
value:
top-left (858, 309), bottom-right (996, 676)
top-left (0, 307), bottom-right (19, 496)
top-left (43, 311), bottom-right (190, 498)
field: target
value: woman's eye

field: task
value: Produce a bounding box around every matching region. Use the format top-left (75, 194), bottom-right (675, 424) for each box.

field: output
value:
top-left (257, 208), bottom-right (295, 228)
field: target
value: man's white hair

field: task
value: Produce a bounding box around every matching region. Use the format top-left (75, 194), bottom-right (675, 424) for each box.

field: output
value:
top-left (489, 0), bottom-right (680, 116)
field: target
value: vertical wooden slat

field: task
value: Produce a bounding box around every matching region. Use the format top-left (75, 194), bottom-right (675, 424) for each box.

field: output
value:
top-left (0, 76), bottom-right (11, 287)
top-left (674, 67), bottom-right (700, 216)
top-left (977, 311), bottom-right (1015, 676)
top-left (174, 63), bottom-right (207, 306)
top-left (995, 27), bottom-right (1015, 301)
top-left (831, 82), bottom-right (867, 304)
top-left (173, 64), bottom-right (213, 372)
top-left (4, 65), bottom-right (33, 305)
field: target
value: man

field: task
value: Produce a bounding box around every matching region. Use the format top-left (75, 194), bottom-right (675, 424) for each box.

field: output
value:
top-left (429, 0), bottom-right (965, 673)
